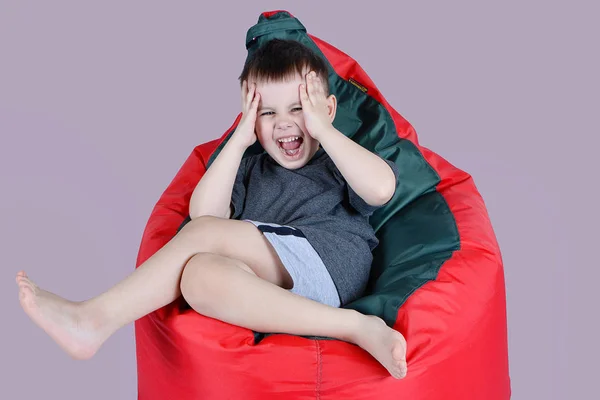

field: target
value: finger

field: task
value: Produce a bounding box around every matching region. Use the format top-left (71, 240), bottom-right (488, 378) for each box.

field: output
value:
top-left (306, 72), bottom-right (318, 105)
top-left (243, 83), bottom-right (255, 113)
top-left (313, 74), bottom-right (325, 96)
top-left (299, 83), bottom-right (310, 106)
top-left (251, 91), bottom-right (260, 111)
top-left (310, 75), bottom-right (324, 102)
top-left (246, 82), bottom-right (255, 104)
top-left (241, 80), bottom-right (248, 110)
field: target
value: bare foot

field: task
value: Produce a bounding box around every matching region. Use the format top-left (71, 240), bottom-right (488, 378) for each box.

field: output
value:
top-left (16, 271), bottom-right (105, 360)
top-left (354, 315), bottom-right (408, 379)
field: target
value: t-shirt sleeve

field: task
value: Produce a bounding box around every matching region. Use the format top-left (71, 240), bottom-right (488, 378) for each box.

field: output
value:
top-left (230, 156), bottom-right (249, 220)
top-left (335, 157), bottom-right (399, 217)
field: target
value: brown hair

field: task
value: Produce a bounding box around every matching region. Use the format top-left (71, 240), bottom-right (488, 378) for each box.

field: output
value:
top-left (238, 39), bottom-right (330, 95)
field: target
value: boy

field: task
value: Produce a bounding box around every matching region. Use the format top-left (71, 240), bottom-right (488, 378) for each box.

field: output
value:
top-left (16, 39), bottom-right (408, 379)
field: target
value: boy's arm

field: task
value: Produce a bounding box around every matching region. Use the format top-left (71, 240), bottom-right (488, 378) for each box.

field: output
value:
top-left (189, 136), bottom-right (247, 219)
top-left (318, 126), bottom-right (397, 206)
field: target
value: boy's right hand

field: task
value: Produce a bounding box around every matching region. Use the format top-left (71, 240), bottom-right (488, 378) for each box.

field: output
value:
top-left (231, 80), bottom-right (260, 149)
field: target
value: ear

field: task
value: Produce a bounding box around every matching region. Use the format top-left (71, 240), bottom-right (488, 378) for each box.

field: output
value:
top-left (326, 94), bottom-right (337, 123)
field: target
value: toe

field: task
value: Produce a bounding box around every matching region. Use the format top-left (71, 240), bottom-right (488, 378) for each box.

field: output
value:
top-left (392, 345), bottom-right (406, 363)
top-left (399, 360), bottom-right (407, 372)
top-left (19, 285), bottom-right (35, 307)
top-left (396, 359), bottom-right (407, 375)
top-left (392, 333), bottom-right (407, 356)
top-left (18, 279), bottom-right (35, 296)
top-left (20, 283), bottom-right (34, 295)
top-left (17, 276), bottom-right (29, 287)
top-left (391, 362), bottom-right (407, 379)
top-left (25, 281), bottom-right (36, 293)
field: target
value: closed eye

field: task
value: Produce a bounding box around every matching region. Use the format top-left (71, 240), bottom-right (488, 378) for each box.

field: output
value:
top-left (260, 107), bottom-right (302, 116)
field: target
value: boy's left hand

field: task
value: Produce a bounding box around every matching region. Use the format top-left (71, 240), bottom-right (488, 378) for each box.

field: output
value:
top-left (299, 71), bottom-right (334, 141)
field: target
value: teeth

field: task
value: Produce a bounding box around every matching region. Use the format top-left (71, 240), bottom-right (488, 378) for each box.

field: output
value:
top-left (277, 136), bottom-right (299, 143)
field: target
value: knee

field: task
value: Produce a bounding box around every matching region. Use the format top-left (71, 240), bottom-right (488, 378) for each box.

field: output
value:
top-left (178, 215), bottom-right (221, 252)
top-left (181, 215), bottom-right (219, 233)
top-left (180, 253), bottom-right (219, 307)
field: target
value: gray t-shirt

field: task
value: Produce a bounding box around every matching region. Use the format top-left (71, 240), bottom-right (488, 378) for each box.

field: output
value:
top-left (230, 147), bottom-right (399, 305)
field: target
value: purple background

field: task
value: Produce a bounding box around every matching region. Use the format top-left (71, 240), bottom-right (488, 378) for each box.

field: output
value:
top-left (1, 1), bottom-right (597, 399)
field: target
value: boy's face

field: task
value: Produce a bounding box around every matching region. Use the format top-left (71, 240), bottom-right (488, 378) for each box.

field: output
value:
top-left (252, 72), bottom-right (330, 169)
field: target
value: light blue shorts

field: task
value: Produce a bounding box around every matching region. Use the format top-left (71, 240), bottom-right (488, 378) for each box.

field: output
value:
top-left (244, 220), bottom-right (341, 308)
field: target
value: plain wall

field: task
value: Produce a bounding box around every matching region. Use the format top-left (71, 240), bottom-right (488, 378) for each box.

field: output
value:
top-left (1, 1), bottom-right (597, 399)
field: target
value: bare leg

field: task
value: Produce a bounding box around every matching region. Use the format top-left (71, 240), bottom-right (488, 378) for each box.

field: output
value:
top-left (180, 253), bottom-right (408, 379)
top-left (15, 216), bottom-right (293, 359)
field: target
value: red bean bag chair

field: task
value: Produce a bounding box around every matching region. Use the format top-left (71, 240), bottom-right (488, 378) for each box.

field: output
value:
top-left (134, 10), bottom-right (511, 399)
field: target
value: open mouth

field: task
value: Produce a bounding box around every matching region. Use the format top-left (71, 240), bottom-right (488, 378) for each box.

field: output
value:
top-left (277, 136), bottom-right (304, 159)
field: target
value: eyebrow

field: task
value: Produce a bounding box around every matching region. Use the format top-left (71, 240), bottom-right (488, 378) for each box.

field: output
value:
top-left (258, 102), bottom-right (302, 111)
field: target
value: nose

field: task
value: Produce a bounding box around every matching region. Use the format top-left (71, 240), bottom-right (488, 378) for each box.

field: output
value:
top-left (275, 116), bottom-right (293, 130)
